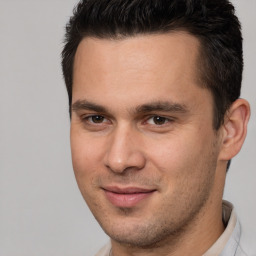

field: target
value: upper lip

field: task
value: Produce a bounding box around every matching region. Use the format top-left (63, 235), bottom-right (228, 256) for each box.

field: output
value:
top-left (102, 186), bottom-right (156, 194)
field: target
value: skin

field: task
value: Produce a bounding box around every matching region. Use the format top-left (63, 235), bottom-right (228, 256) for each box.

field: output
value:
top-left (70, 33), bottom-right (250, 256)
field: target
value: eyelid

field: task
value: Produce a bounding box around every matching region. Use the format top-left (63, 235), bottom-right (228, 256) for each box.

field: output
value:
top-left (147, 116), bottom-right (167, 125)
top-left (143, 114), bottom-right (175, 125)
top-left (79, 112), bottom-right (175, 127)
top-left (81, 114), bottom-right (111, 124)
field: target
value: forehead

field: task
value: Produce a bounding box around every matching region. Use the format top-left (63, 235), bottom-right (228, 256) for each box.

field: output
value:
top-left (73, 32), bottom-right (201, 81)
top-left (72, 32), bottom-right (210, 111)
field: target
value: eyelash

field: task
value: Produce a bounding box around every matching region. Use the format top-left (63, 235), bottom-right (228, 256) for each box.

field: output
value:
top-left (81, 114), bottom-right (174, 127)
top-left (82, 115), bottom-right (110, 124)
top-left (145, 116), bottom-right (173, 126)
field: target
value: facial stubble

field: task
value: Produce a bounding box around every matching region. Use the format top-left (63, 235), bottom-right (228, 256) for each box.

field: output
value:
top-left (86, 139), bottom-right (220, 250)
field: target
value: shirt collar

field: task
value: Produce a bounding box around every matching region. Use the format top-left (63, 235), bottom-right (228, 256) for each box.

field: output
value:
top-left (203, 200), bottom-right (241, 256)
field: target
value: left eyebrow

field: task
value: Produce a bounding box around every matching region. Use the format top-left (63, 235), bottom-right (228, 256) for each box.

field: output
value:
top-left (135, 101), bottom-right (189, 114)
top-left (72, 100), bottom-right (108, 113)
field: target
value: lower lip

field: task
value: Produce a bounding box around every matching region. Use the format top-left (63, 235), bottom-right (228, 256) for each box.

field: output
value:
top-left (104, 190), bottom-right (155, 208)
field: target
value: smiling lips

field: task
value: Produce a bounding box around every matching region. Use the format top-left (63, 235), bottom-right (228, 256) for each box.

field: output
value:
top-left (103, 186), bottom-right (156, 208)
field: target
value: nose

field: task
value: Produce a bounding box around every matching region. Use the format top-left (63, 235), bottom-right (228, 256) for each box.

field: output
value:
top-left (103, 125), bottom-right (146, 174)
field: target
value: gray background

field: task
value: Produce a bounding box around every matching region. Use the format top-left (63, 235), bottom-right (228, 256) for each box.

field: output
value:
top-left (0, 0), bottom-right (255, 255)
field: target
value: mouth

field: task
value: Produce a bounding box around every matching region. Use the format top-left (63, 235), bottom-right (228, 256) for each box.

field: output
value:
top-left (102, 186), bottom-right (157, 208)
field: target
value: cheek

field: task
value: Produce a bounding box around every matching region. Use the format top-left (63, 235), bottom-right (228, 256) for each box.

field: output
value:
top-left (147, 134), bottom-right (201, 171)
top-left (70, 134), bottom-right (104, 208)
top-left (70, 131), bottom-right (102, 185)
top-left (147, 131), bottom-right (215, 184)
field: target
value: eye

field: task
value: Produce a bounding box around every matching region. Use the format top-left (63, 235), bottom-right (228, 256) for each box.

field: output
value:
top-left (147, 116), bottom-right (170, 125)
top-left (83, 115), bottom-right (109, 124)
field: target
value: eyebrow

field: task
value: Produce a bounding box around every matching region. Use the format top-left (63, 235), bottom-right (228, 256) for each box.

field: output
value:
top-left (72, 99), bottom-right (188, 115)
top-left (135, 101), bottom-right (188, 114)
top-left (72, 100), bottom-right (107, 113)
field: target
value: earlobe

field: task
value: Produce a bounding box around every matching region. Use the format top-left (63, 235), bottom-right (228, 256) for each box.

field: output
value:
top-left (219, 99), bottom-right (250, 161)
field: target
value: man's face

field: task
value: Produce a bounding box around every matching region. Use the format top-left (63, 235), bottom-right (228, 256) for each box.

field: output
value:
top-left (71, 33), bottom-right (223, 247)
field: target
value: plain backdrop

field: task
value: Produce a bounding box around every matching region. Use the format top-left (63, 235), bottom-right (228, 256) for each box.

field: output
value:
top-left (0, 1), bottom-right (255, 255)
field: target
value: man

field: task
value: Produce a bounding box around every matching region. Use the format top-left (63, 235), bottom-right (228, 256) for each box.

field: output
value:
top-left (61, 0), bottom-right (251, 255)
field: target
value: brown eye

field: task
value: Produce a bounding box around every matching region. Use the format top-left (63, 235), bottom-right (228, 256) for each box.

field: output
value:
top-left (81, 114), bottom-right (111, 131)
top-left (153, 116), bottom-right (167, 125)
top-left (90, 115), bottom-right (105, 123)
top-left (147, 116), bottom-right (168, 125)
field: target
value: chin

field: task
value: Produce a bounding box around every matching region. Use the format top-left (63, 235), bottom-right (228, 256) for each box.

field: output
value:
top-left (98, 212), bottom-right (182, 249)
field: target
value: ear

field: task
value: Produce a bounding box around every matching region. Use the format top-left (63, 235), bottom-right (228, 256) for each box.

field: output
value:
top-left (218, 99), bottom-right (250, 161)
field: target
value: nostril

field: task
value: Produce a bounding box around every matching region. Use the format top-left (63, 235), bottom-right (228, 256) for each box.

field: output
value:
top-left (103, 128), bottom-right (146, 173)
top-left (104, 153), bottom-right (146, 174)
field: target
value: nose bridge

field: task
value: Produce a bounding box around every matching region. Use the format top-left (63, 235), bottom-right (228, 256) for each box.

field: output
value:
top-left (104, 123), bottom-right (145, 173)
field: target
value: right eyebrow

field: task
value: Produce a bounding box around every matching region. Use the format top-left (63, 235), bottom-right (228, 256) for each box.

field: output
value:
top-left (72, 100), bottom-right (108, 113)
